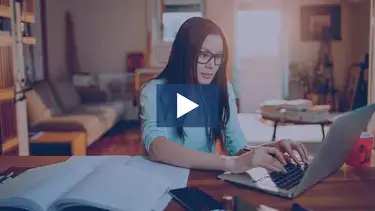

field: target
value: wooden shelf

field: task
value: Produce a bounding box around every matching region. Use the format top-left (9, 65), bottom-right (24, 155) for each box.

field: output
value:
top-left (0, 6), bottom-right (11, 19)
top-left (0, 36), bottom-right (37, 45)
top-left (23, 36), bottom-right (36, 45)
top-left (0, 88), bottom-right (14, 100)
top-left (0, 35), bottom-right (12, 45)
top-left (21, 13), bottom-right (35, 23)
top-left (2, 136), bottom-right (18, 153)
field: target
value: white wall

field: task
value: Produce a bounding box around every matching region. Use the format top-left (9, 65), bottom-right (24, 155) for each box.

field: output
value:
top-left (30, 0), bottom-right (43, 81)
top-left (347, 0), bottom-right (371, 64)
top-left (46, 0), bottom-right (70, 79)
top-left (46, 0), bottom-right (147, 79)
top-left (205, 0), bottom-right (236, 81)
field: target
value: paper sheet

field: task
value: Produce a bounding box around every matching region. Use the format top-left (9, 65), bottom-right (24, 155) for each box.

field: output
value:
top-left (64, 156), bottom-right (131, 168)
top-left (0, 156), bottom-right (188, 211)
top-left (54, 162), bottom-right (171, 211)
top-left (126, 156), bottom-right (190, 211)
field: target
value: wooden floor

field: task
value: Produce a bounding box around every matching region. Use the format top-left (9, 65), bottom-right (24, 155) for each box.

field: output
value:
top-left (4, 121), bottom-right (145, 156)
top-left (87, 121), bottom-right (144, 156)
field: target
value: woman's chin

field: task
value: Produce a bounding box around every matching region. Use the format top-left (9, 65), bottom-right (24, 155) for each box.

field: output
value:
top-left (198, 78), bottom-right (213, 84)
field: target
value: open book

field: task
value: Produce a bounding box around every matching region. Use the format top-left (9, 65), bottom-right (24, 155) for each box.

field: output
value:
top-left (0, 156), bottom-right (190, 211)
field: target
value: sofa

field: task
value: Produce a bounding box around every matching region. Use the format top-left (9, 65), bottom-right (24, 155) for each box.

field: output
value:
top-left (26, 79), bottom-right (126, 147)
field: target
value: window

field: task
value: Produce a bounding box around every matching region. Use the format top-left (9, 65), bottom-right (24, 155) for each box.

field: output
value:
top-left (234, 9), bottom-right (287, 112)
top-left (162, 4), bottom-right (202, 42)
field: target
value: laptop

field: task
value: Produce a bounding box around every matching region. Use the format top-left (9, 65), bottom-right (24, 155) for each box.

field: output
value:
top-left (218, 103), bottom-right (375, 198)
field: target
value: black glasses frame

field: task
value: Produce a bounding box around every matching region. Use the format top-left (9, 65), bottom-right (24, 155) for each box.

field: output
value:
top-left (197, 52), bottom-right (224, 66)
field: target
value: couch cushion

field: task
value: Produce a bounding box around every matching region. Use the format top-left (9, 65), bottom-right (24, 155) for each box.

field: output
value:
top-left (31, 114), bottom-right (106, 146)
top-left (26, 81), bottom-right (62, 126)
top-left (26, 90), bottom-right (53, 126)
top-left (70, 101), bottom-right (125, 129)
top-left (50, 78), bottom-right (82, 113)
top-left (34, 81), bottom-right (62, 115)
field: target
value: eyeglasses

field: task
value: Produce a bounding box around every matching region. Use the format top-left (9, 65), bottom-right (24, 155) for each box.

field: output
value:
top-left (197, 51), bottom-right (224, 66)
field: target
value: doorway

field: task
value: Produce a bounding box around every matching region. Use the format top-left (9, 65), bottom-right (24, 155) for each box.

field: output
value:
top-left (235, 8), bottom-right (285, 113)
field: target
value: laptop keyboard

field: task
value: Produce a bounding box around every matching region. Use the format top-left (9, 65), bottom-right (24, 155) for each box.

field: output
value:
top-left (268, 163), bottom-right (310, 190)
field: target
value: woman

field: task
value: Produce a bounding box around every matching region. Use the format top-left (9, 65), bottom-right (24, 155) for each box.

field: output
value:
top-left (140, 17), bottom-right (309, 174)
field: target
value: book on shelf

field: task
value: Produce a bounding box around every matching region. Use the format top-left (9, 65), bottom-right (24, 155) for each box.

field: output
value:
top-left (0, 156), bottom-right (190, 211)
top-left (0, 0), bottom-right (11, 7)
top-left (0, 17), bottom-right (11, 32)
top-left (0, 100), bottom-right (17, 144)
top-left (0, 45), bottom-right (14, 89)
top-left (21, 0), bottom-right (35, 15)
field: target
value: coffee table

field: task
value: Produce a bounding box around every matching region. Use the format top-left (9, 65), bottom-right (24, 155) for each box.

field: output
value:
top-left (262, 116), bottom-right (332, 141)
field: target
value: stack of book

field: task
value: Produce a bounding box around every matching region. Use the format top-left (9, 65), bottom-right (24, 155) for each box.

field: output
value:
top-left (0, 100), bottom-right (17, 147)
top-left (0, 46), bottom-right (13, 90)
top-left (260, 99), bottom-right (331, 123)
top-left (0, 42), bottom-right (16, 150)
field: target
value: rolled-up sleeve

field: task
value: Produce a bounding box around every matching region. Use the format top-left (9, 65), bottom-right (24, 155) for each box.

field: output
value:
top-left (224, 82), bottom-right (247, 156)
top-left (139, 80), bottom-right (168, 152)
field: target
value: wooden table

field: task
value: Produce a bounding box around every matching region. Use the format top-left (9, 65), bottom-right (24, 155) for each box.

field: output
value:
top-left (1, 153), bottom-right (374, 211)
top-left (29, 132), bottom-right (86, 156)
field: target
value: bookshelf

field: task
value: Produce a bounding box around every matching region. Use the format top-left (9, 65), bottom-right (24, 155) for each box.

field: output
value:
top-left (0, 0), bottom-right (35, 155)
top-left (0, 35), bottom-right (12, 44)
top-left (23, 36), bottom-right (36, 45)
top-left (21, 0), bottom-right (34, 23)
top-left (0, 88), bottom-right (14, 100)
top-left (0, 0), bottom-right (11, 19)
top-left (0, 39), bottom-right (18, 154)
top-left (0, 0), bottom-right (16, 153)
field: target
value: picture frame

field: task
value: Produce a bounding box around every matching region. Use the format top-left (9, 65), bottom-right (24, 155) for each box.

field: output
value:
top-left (300, 4), bottom-right (341, 41)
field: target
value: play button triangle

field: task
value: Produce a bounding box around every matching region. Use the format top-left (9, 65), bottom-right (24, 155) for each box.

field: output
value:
top-left (177, 93), bottom-right (199, 118)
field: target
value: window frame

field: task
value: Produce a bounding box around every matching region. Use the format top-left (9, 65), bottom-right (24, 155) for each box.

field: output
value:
top-left (161, 0), bottom-right (204, 43)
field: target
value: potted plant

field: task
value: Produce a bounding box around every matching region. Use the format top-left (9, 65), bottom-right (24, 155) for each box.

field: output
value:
top-left (288, 62), bottom-right (312, 100)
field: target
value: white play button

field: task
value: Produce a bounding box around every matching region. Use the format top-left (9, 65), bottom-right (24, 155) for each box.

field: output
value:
top-left (177, 93), bottom-right (199, 118)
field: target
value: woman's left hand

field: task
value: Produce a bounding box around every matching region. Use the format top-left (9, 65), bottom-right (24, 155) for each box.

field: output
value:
top-left (272, 139), bottom-right (309, 164)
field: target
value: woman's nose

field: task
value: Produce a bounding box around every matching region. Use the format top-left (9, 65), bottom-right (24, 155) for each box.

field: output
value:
top-left (206, 58), bottom-right (215, 69)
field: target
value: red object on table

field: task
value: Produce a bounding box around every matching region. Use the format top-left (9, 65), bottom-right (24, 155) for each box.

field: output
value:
top-left (345, 132), bottom-right (374, 167)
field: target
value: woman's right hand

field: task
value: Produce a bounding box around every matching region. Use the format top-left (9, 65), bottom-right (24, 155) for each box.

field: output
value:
top-left (227, 147), bottom-right (288, 174)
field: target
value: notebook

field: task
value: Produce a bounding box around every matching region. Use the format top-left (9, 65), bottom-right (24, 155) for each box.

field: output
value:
top-left (0, 156), bottom-right (189, 211)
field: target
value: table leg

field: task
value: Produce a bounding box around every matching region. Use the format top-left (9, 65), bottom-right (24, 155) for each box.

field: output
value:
top-left (272, 121), bottom-right (278, 141)
top-left (321, 124), bottom-right (325, 140)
